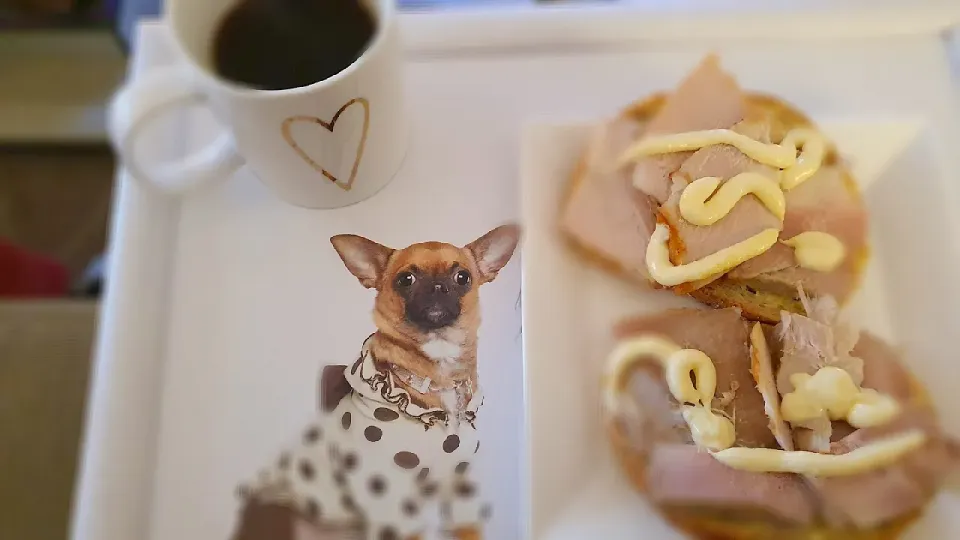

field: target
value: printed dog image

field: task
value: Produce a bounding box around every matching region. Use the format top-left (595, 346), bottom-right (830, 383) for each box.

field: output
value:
top-left (230, 224), bottom-right (521, 540)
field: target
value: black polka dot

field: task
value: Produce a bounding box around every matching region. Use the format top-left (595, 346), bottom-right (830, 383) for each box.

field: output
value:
top-left (455, 462), bottom-right (469, 474)
top-left (341, 494), bottom-right (356, 510)
top-left (417, 468), bottom-right (430, 481)
top-left (421, 482), bottom-right (438, 497)
top-left (443, 434), bottom-right (460, 453)
top-left (475, 441), bottom-right (480, 454)
top-left (369, 475), bottom-right (387, 496)
top-left (379, 527), bottom-right (399, 540)
top-left (374, 407), bottom-right (400, 421)
top-left (456, 482), bottom-right (476, 497)
top-left (343, 453), bottom-right (358, 471)
top-left (341, 412), bottom-right (352, 430)
top-left (394, 451), bottom-right (420, 469)
top-left (364, 426), bottom-right (383, 442)
top-left (304, 498), bottom-right (321, 519)
top-left (278, 453), bottom-right (291, 469)
top-left (299, 459), bottom-right (315, 480)
top-left (333, 471), bottom-right (347, 486)
top-left (402, 499), bottom-right (419, 516)
top-left (304, 426), bottom-right (321, 443)
top-left (480, 504), bottom-right (492, 520)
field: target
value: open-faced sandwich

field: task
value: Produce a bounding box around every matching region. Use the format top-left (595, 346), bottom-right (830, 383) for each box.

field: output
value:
top-left (561, 55), bottom-right (868, 322)
top-left (603, 292), bottom-right (958, 540)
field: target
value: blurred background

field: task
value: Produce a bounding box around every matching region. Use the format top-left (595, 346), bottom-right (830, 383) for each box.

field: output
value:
top-left (0, 2), bottom-right (549, 539)
top-left (2, 3), bottom-right (124, 540)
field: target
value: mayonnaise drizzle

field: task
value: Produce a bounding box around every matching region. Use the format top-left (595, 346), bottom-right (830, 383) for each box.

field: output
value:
top-left (645, 224), bottom-right (780, 286)
top-left (605, 336), bottom-right (926, 477)
top-left (679, 173), bottom-right (786, 226)
top-left (621, 129), bottom-right (797, 169)
top-left (782, 231), bottom-right (846, 272)
top-left (779, 129), bottom-right (827, 190)
top-left (621, 127), bottom-right (828, 192)
top-left (780, 367), bottom-right (901, 429)
top-left (711, 430), bottom-right (927, 477)
top-left (604, 336), bottom-right (735, 451)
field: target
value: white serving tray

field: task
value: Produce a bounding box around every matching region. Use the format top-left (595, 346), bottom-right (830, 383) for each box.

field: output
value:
top-left (72, 6), bottom-right (960, 540)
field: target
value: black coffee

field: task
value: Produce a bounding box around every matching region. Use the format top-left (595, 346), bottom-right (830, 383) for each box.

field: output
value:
top-left (212, 0), bottom-right (376, 91)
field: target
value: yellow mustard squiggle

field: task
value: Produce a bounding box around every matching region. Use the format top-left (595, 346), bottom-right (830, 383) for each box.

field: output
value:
top-left (679, 172), bottom-right (786, 226)
top-left (603, 336), bottom-right (735, 452)
top-left (620, 127), bottom-right (827, 192)
top-left (645, 224), bottom-right (780, 286)
top-left (711, 430), bottom-right (927, 477)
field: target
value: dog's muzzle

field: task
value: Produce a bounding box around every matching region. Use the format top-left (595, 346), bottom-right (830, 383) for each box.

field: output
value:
top-left (407, 285), bottom-right (462, 330)
top-left (411, 303), bottom-right (459, 329)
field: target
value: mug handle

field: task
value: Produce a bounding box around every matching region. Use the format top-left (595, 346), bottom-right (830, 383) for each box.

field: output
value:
top-left (108, 64), bottom-right (244, 194)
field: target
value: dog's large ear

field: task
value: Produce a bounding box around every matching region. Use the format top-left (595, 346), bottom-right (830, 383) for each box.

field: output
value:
top-left (465, 224), bottom-right (521, 284)
top-left (330, 235), bottom-right (394, 289)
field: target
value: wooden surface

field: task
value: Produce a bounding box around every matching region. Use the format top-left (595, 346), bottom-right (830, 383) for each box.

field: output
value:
top-left (0, 301), bottom-right (98, 540)
top-left (0, 31), bottom-right (125, 142)
top-left (0, 144), bottom-right (112, 538)
top-left (0, 144), bottom-right (114, 281)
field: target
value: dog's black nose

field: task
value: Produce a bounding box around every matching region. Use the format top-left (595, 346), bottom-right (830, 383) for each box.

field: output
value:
top-left (433, 283), bottom-right (449, 294)
top-left (407, 300), bottom-right (460, 330)
top-left (411, 306), bottom-right (457, 329)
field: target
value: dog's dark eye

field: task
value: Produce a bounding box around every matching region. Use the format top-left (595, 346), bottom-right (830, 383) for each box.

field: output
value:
top-left (454, 270), bottom-right (471, 286)
top-left (396, 272), bottom-right (416, 288)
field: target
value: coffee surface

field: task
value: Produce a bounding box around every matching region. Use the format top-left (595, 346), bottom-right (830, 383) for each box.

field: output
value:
top-left (212, 0), bottom-right (376, 90)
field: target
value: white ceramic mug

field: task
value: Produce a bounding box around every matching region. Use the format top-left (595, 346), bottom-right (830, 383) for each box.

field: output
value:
top-left (109, 0), bottom-right (408, 209)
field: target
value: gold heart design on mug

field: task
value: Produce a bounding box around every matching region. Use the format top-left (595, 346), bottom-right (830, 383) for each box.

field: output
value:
top-left (281, 97), bottom-right (371, 191)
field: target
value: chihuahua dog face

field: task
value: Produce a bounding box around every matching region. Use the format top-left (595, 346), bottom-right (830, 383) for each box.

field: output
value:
top-left (388, 243), bottom-right (478, 330)
top-left (331, 225), bottom-right (520, 351)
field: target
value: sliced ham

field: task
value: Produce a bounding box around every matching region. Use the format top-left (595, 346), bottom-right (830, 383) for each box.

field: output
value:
top-left (615, 362), bottom-right (693, 453)
top-left (830, 420), bottom-right (857, 442)
top-left (781, 166), bottom-right (867, 250)
top-left (561, 117), bottom-right (658, 280)
top-left (730, 166), bottom-right (869, 301)
top-left (853, 332), bottom-right (914, 403)
top-left (809, 404), bottom-right (960, 528)
top-left (658, 121), bottom-right (782, 269)
top-left (730, 243), bottom-right (797, 281)
top-left (615, 308), bottom-right (779, 449)
top-left (631, 55), bottom-right (746, 204)
top-left (674, 119), bottom-right (777, 183)
top-left (810, 454), bottom-right (927, 529)
top-left (645, 443), bottom-right (817, 524)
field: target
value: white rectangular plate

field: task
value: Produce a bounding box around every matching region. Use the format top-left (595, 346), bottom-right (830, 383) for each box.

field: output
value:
top-left (521, 103), bottom-right (960, 537)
